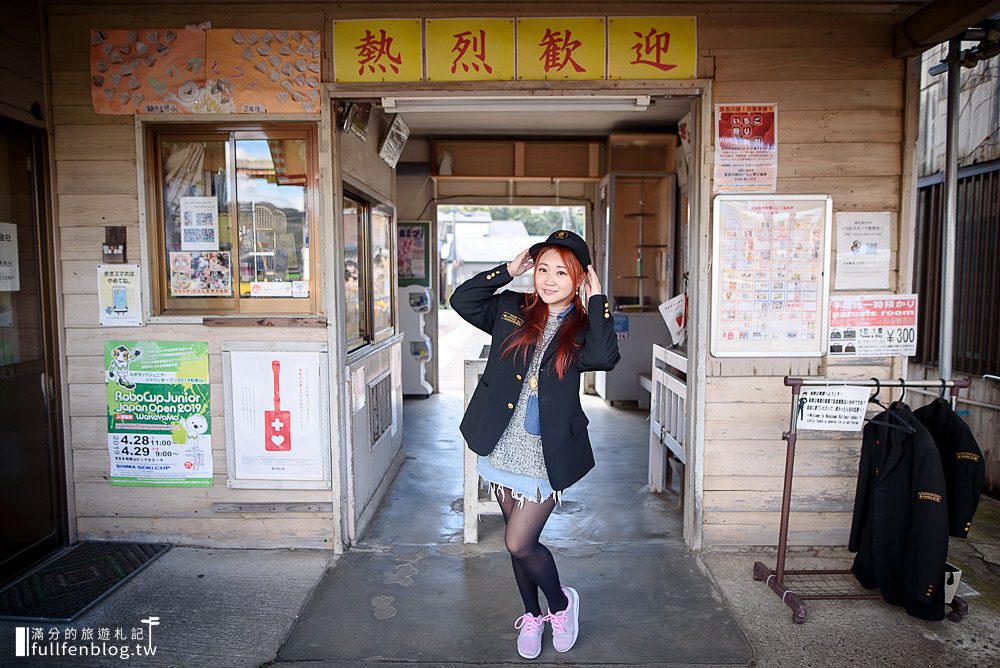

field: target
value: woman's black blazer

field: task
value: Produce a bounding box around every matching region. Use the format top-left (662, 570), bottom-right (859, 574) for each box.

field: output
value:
top-left (449, 262), bottom-right (621, 491)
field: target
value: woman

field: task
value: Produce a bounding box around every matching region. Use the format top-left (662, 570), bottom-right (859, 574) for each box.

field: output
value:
top-left (449, 229), bottom-right (621, 659)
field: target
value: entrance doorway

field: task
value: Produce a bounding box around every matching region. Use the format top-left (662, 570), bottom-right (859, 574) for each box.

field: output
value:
top-left (0, 118), bottom-right (67, 584)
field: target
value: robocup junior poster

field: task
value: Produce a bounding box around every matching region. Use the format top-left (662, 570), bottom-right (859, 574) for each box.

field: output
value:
top-left (105, 341), bottom-right (213, 486)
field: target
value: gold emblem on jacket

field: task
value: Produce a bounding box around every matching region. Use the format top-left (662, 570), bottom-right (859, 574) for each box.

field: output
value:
top-left (528, 375), bottom-right (538, 390)
top-left (502, 312), bottom-right (524, 326)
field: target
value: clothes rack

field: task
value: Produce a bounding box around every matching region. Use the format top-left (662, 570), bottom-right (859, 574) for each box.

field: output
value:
top-left (752, 375), bottom-right (972, 624)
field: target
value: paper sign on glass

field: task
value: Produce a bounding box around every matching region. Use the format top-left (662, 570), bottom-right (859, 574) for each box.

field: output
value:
top-left (0, 222), bottom-right (19, 291)
top-left (180, 196), bottom-right (219, 251)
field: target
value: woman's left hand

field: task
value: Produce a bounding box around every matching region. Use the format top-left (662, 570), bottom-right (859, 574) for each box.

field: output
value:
top-left (581, 264), bottom-right (602, 301)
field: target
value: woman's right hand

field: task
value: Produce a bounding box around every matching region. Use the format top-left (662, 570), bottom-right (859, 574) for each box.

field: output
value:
top-left (507, 248), bottom-right (534, 277)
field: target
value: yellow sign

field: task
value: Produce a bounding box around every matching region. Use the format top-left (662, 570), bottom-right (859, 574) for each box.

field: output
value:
top-left (333, 19), bottom-right (422, 82)
top-left (426, 19), bottom-right (514, 81)
top-left (517, 18), bottom-right (605, 80)
top-left (607, 17), bottom-right (697, 80)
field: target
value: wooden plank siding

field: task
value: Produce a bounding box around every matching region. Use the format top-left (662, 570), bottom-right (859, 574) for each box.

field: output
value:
top-left (46, 7), bottom-right (333, 549)
top-left (701, 9), bottom-right (906, 546)
top-left (44, 3), bottom-right (913, 550)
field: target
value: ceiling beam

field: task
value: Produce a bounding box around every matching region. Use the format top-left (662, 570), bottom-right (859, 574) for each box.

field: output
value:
top-left (894, 0), bottom-right (1000, 57)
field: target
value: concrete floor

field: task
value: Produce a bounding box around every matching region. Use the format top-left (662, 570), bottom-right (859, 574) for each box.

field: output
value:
top-left (275, 392), bottom-right (750, 666)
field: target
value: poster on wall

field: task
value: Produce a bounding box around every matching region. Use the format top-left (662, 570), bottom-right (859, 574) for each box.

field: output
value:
top-left (105, 341), bottom-right (212, 486)
top-left (714, 104), bottom-right (778, 193)
top-left (397, 221), bottom-right (429, 287)
top-left (835, 212), bottom-right (891, 290)
top-left (0, 222), bottom-right (19, 291)
top-left (97, 264), bottom-right (143, 326)
top-left (90, 29), bottom-right (208, 114)
top-left (711, 195), bottom-right (833, 357)
top-left (828, 294), bottom-right (918, 357)
top-left (205, 29), bottom-right (321, 113)
top-left (179, 196), bottom-right (219, 251)
top-left (223, 346), bottom-right (329, 487)
top-left (169, 251), bottom-right (232, 296)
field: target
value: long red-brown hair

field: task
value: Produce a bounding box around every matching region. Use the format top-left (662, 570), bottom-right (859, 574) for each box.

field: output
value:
top-left (499, 245), bottom-right (588, 379)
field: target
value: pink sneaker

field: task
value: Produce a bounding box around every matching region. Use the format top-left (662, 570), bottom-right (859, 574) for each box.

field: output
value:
top-left (514, 612), bottom-right (545, 659)
top-left (546, 586), bottom-right (579, 652)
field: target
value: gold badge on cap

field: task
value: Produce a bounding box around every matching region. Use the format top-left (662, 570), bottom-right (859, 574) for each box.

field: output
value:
top-left (555, 230), bottom-right (568, 239)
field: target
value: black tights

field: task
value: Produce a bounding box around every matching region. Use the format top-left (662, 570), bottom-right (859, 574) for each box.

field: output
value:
top-left (494, 486), bottom-right (569, 617)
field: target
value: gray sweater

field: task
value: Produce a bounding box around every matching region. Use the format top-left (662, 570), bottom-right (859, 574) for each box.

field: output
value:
top-left (488, 313), bottom-right (564, 479)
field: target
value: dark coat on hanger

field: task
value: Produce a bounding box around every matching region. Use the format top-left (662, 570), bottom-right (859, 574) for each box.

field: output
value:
top-left (449, 262), bottom-right (620, 491)
top-left (913, 398), bottom-right (986, 538)
top-left (849, 403), bottom-right (949, 621)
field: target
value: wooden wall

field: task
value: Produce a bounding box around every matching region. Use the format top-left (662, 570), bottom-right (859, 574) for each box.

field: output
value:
top-left (47, 5), bottom-right (337, 549)
top-left (700, 9), bottom-right (908, 546)
top-left (0, 1), bottom-right (44, 127)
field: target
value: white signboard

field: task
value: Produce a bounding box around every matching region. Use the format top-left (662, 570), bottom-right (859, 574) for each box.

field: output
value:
top-left (0, 222), bottom-right (19, 291)
top-left (179, 196), bottom-right (220, 251)
top-left (226, 348), bottom-right (328, 484)
top-left (828, 294), bottom-right (918, 358)
top-left (711, 195), bottom-right (833, 357)
top-left (658, 293), bottom-right (687, 346)
top-left (796, 385), bottom-right (870, 431)
top-left (835, 212), bottom-right (891, 290)
top-left (98, 264), bottom-right (143, 326)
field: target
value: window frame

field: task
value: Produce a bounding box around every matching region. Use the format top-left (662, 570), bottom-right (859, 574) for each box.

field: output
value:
top-left (146, 122), bottom-right (320, 317)
top-left (342, 187), bottom-right (396, 353)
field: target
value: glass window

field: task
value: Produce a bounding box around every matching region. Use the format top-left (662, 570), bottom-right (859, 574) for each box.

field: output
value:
top-left (342, 194), bottom-right (395, 352)
top-left (342, 195), bottom-right (364, 349)
top-left (236, 138), bottom-right (309, 299)
top-left (150, 125), bottom-right (316, 315)
top-left (371, 205), bottom-right (394, 339)
top-left (161, 139), bottom-right (232, 302)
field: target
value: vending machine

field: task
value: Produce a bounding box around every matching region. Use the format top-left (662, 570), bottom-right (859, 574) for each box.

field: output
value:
top-left (401, 285), bottom-right (433, 396)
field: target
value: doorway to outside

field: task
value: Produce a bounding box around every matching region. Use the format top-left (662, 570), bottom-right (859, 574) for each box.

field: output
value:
top-left (436, 203), bottom-right (587, 396)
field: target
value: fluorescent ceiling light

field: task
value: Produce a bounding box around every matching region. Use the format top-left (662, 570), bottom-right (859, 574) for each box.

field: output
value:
top-left (381, 95), bottom-right (651, 114)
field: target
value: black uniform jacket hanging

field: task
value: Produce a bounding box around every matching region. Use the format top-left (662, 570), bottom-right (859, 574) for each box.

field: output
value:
top-left (449, 263), bottom-right (621, 491)
top-left (848, 402), bottom-right (949, 621)
top-left (913, 398), bottom-right (986, 538)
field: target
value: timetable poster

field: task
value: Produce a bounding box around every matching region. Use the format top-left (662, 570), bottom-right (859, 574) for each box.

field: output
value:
top-left (711, 195), bottom-right (832, 357)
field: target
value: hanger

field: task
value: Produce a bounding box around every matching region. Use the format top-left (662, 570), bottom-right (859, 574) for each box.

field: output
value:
top-left (865, 377), bottom-right (916, 434)
top-left (939, 378), bottom-right (948, 399)
top-left (897, 377), bottom-right (907, 404)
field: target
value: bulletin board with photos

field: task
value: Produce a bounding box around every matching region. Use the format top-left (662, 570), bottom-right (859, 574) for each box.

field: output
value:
top-left (711, 195), bottom-right (833, 357)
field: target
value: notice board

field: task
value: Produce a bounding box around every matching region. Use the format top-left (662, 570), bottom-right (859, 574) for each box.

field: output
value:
top-left (711, 195), bottom-right (833, 357)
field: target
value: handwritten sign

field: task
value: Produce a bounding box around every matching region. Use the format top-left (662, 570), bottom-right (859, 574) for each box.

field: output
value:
top-left (607, 17), bottom-right (697, 80)
top-left (333, 19), bottom-right (422, 82)
top-left (516, 18), bottom-right (605, 80)
top-left (796, 385), bottom-right (870, 431)
top-left (426, 19), bottom-right (515, 81)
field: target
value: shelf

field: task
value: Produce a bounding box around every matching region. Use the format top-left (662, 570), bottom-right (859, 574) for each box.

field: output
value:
top-left (624, 212), bottom-right (653, 218)
top-left (636, 244), bottom-right (669, 248)
top-left (617, 275), bottom-right (650, 279)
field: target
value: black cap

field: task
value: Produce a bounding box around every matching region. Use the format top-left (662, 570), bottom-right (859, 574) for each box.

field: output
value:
top-left (528, 230), bottom-right (592, 272)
